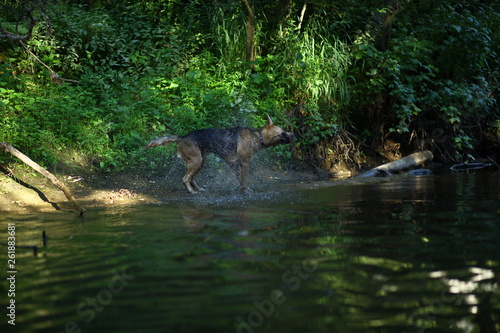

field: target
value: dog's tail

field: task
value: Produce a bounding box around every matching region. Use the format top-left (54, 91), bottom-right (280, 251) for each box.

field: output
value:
top-left (143, 135), bottom-right (182, 149)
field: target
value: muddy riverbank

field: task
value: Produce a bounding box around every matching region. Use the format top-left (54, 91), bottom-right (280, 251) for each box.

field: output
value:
top-left (0, 160), bottom-right (335, 214)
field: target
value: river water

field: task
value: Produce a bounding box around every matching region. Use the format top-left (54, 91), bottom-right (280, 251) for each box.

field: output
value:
top-left (1, 173), bottom-right (499, 333)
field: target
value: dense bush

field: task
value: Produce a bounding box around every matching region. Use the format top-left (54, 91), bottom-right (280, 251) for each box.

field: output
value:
top-left (347, 0), bottom-right (499, 162)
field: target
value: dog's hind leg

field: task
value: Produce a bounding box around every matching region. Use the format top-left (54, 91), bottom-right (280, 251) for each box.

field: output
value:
top-left (178, 141), bottom-right (204, 194)
top-left (182, 167), bottom-right (202, 193)
top-left (181, 158), bottom-right (203, 194)
top-left (188, 155), bottom-right (205, 192)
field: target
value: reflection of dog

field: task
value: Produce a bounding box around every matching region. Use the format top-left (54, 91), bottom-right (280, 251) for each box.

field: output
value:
top-left (144, 116), bottom-right (294, 193)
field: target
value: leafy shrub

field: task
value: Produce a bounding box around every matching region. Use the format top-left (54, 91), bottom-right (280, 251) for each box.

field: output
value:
top-left (349, 0), bottom-right (498, 161)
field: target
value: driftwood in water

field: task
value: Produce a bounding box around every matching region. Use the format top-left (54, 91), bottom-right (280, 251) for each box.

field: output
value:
top-left (357, 150), bottom-right (434, 177)
top-left (450, 162), bottom-right (492, 172)
top-left (0, 142), bottom-right (85, 215)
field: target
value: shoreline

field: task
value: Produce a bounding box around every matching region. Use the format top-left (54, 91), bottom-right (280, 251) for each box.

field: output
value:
top-left (0, 163), bottom-right (327, 214)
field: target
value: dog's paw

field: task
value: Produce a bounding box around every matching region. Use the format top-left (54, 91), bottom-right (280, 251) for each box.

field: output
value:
top-left (242, 187), bottom-right (254, 195)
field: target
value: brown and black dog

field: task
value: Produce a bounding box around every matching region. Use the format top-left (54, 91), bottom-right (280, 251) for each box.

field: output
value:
top-left (144, 116), bottom-right (294, 193)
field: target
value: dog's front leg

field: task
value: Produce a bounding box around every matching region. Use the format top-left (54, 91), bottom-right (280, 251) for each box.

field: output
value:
top-left (239, 161), bottom-right (250, 193)
top-left (227, 156), bottom-right (246, 192)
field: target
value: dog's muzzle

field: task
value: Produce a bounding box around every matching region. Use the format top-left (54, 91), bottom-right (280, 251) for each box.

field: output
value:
top-left (281, 132), bottom-right (295, 144)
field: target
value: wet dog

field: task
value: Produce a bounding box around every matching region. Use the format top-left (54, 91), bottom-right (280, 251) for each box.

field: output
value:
top-left (144, 116), bottom-right (294, 193)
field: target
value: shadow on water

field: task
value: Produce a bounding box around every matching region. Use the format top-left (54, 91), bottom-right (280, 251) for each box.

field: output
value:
top-left (1, 173), bottom-right (499, 333)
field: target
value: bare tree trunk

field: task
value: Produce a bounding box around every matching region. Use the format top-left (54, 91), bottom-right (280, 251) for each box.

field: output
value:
top-left (297, 0), bottom-right (308, 33)
top-left (374, 0), bottom-right (400, 51)
top-left (276, 0), bottom-right (293, 27)
top-left (241, 0), bottom-right (256, 62)
top-left (0, 142), bottom-right (85, 215)
top-left (357, 150), bottom-right (433, 177)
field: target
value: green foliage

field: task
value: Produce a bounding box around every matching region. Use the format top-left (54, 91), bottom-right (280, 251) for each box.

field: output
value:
top-left (348, 0), bottom-right (498, 161)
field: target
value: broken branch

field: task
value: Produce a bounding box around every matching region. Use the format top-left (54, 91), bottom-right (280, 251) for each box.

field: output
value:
top-left (0, 142), bottom-right (85, 215)
top-left (0, 4), bottom-right (36, 42)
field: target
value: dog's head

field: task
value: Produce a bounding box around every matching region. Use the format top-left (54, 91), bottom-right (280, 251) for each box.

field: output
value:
top-left (261, 115), bottom-right (295, 148)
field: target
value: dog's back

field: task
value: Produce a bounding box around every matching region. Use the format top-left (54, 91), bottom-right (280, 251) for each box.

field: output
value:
top-left (186, 128), bottom-right (240, 159)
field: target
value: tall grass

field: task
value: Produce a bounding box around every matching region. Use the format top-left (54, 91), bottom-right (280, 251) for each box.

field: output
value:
top-left (266, 20), bottom-right (351, 107)
top-left (209, 6), bottom-right (351, 110)
top-left (211, 7), bottom-right (246, 73)
top-left (299, 31), bottom-right (351, 106)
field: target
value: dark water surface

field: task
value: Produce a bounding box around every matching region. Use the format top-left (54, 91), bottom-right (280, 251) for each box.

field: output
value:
top-left (1, 174), bottom-right (499, 333)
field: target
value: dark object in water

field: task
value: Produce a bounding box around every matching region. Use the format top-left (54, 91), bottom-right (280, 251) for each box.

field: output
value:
top-left (408, 169), bottom-right (433, 176)
top-left (450, 163), bottom-right (492, 172)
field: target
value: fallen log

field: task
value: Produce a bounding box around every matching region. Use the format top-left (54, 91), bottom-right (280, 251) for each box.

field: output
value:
top-left (357, 150), bottom-right (434, 177)
top-left (0, 142), bottom-right (85, 215)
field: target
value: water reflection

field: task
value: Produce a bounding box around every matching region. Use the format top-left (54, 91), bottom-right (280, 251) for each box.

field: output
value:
top-left (1, 174), bottom-right (499, 333)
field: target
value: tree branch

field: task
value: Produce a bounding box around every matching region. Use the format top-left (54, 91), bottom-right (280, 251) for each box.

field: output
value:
top-left (0, 142), bottom-right (86, 216)
top-left (0, 5), bottom-right (37, 43)
top-left (20, 41), bottom-right (79, 84)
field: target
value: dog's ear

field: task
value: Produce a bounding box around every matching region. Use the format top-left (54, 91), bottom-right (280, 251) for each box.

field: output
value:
top-left (266, 114), bottom-right (274, 127)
